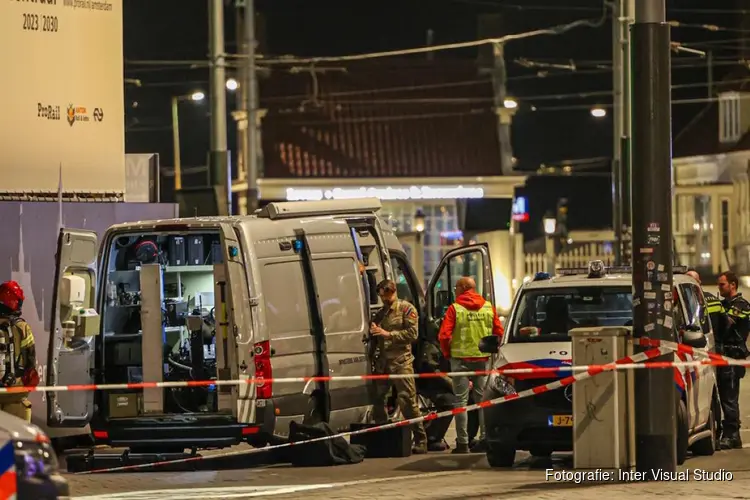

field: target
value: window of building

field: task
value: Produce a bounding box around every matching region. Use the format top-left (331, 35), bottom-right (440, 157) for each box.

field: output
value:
top-left (312, 257), bottom-right (366, 335)
top-left (261, 260), bottom-right (311, 338)
top-left (719, 92), bottom-right (742, 143)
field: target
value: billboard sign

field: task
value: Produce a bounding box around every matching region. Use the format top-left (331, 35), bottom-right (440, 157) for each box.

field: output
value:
top-left (0, 0), bottom-right (125, 195)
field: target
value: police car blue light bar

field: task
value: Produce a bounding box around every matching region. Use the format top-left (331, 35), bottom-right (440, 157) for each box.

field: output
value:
top-left (556, 261), bottom-right (690, 277)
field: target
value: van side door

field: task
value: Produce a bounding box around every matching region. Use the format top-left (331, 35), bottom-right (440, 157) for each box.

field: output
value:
top-left (47, 229), bottom-right (99, 428)
top-left (425, 244), bottom-right (496, 349)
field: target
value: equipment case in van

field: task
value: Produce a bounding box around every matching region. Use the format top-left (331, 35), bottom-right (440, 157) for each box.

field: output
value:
top-left (187, 236), bottom-right (204, 265)
top-left (349, 423), bottom-right (412, 458)
top-left (168, 236), bottom-right (186, 266)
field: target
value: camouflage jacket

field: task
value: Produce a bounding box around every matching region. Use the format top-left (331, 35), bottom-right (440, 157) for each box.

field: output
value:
top-left (372, 299), bottom-right (419, 363)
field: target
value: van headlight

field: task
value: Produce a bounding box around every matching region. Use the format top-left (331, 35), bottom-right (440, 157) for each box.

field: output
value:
top-left (488, 374), bottom-right (517, 396)
top-left (14, 440), bottom-right (59, 477)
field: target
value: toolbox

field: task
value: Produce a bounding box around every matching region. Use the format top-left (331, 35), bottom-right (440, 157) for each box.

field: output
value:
top-left (168, 236), bottom-right (186, 266)
top-left (349, 423), bottom-right (412, 458)
top-left (187, 236), bottom-right (204, 265)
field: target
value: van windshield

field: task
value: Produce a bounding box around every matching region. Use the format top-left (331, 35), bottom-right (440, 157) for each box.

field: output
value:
top-left (508, 286), bottom-right (632, 343)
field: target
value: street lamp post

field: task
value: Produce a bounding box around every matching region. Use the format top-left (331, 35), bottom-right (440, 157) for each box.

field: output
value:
top-left (631, 0), bottom-right (677, 477)
top-left (543, 213), bottom-right (557, 274)
top-left (171, 91), bottom-right (205, 192)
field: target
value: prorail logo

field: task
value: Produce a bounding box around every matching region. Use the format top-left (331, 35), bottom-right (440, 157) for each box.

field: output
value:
top-left (37, 102), bottom-right (61, 121)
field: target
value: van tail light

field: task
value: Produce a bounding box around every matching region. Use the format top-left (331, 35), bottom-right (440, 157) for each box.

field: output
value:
top-left (254, 341), bottom-right (272, 400)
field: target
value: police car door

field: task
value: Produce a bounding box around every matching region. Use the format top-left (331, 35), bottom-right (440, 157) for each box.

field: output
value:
top-left (47, 229), bottom-right (99, 428)
top-left (425, 244), bottom-right (495, 340)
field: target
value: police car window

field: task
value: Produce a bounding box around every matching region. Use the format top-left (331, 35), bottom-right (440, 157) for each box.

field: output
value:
top-left (509, 286), bottom-right (632, 342)
top-left (679, 284), bottom-right (708, 333)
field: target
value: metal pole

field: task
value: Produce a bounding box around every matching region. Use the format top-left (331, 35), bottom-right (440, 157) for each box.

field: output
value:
top-left (235, 4), bottom-right (250, 215)
top-left (612, 0), bottom-right (623, 265)
top-left (631, 0), bottom-right (677, 477)
top-left (621, 0), bottom-right (634, 265)
top-left (171, 96), bottom-right (182, 191)
top-left (707, 50), bottom-right (714, 99)
top-left (545, 235), bottom-right (556, 274)
top-left (245, 0), bottom-right (260, 213)
top-left (492, 43), bottom-right (515, 176)
top-left (209, 0), bottom-right (231, 215)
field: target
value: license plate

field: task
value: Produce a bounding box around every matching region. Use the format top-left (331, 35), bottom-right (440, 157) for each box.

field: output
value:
top-left (548, 415), bottom-right (573, 427)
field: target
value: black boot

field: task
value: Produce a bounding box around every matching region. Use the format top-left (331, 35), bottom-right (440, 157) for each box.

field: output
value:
top-left (719, 436), bottom-right (743, 450)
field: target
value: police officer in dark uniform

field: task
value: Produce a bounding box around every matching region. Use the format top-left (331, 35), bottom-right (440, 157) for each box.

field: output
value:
top-left (716, 271), bottom-right (750, 449)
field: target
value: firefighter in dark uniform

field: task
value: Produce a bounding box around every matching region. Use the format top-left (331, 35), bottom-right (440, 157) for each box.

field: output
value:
top-left (0, 281), bottom-right (39, 423)
top-left (716, 271), bottom-right (750, 449)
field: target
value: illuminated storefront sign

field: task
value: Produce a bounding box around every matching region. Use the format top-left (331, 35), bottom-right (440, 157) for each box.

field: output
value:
top-left (285, 185), bottom-right (485, 201)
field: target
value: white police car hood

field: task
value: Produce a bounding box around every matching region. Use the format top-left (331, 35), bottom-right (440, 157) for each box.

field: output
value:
top-left (495, 341), bottom-right (572, 380)
top-left (0, 412), bottom-right (45, 442)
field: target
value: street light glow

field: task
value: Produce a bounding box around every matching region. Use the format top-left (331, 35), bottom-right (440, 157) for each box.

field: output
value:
top-left (543, 217), bottom-right (557, 236)
top-left (226, 78), bottom-right (239, 91)
top-left (591, 107), bottom-right (606, 118)
top-left (191, 91), bottom-right (205, 101)
top-left (503, 98), bottom-right (518, 109)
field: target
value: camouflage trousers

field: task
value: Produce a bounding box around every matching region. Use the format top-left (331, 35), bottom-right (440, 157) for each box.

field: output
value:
top-left (370, 354), bottom-right (427, 445)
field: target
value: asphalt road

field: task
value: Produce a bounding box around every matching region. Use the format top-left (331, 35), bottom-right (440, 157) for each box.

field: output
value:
top-left (60, 347), bottom-right (750, 499)
top-left (65, 446), bottom-right (750, 500)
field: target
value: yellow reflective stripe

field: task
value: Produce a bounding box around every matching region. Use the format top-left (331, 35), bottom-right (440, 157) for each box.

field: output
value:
top-left (19, 335), bottom-right (33, 349)
top-left (728, 307), bottom-right (750, 319)
top-left (706, 302), bottom-right (724, 314)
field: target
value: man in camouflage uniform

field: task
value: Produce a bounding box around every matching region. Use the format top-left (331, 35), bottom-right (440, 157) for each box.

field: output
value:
top-left (0, 281), bottom-right (39, 423)
top-left (370, 279), bottom-right (427, 454)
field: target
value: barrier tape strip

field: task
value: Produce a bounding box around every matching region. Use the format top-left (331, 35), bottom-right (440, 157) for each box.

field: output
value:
top-left (75, 346), bottom-right (670, 475)
top-left (633, 337), bottom-right (742, 365)
top-left (11, 347), bottom-right (746, 396)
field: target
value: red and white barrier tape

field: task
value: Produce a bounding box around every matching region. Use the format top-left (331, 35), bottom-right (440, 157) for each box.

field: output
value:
top-left (12, 352), bottom-right (749, 396)
top-left (632, 336), bottom-right (743, 365)
top-left (75, 346), bottom-right (670, 475)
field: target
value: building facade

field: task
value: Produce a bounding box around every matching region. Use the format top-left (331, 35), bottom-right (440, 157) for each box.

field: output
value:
top-left (231, 59), bottom-right (527, 285)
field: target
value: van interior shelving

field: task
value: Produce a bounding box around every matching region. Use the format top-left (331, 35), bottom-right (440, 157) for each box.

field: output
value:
top-left (100, 231), bottom-right (224, 418)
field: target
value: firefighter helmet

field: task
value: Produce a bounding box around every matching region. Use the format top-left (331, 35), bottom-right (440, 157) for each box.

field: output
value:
top-left (0, 281), bottom-right (24, 314)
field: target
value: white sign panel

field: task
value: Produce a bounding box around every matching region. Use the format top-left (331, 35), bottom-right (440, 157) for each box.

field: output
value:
top-left (0, 0), bottom-right (125, 194)
top-left (285, 186), bottom-right (485, 201)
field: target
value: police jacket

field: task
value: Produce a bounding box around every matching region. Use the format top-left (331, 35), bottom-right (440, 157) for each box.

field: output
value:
top-left (704, 291), bottom-right (728, 340)
top-left (720, 293), bottom-right (750, 358)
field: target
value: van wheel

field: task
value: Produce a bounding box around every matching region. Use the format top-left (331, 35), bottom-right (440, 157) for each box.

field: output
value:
top-left (692, 396), bottom-right (718, 456)
top-left (676, 399), bottom-right (689, 465)
top-left (486, 444), bottom-right (516, 468)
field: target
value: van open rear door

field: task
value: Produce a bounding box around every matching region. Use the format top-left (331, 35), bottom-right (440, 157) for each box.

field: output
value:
top-left (46, 229), bottom-right (99, 428)
top-left (425, 243), bottom-right (496, 340)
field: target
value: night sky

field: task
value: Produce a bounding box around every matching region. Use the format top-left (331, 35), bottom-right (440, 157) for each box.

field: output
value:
top-left (123, 0), bottom-right (747, 239)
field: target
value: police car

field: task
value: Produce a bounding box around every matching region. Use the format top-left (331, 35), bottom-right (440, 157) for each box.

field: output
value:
top-left (478, 261), bottom-right (720, 467)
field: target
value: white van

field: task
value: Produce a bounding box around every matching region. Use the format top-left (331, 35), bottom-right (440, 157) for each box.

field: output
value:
top-left (45, 199), bottom-right (498, 452)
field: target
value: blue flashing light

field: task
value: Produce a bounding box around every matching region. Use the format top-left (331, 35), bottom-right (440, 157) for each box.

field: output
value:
top-left (533, 272), bottom-right (551, 281)
top-left (292, 239), bottom-right (304, 253)
top-left (208, 384), bottom-right (216, 392)
top-left (229, 246), bottom-right (239, 258)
